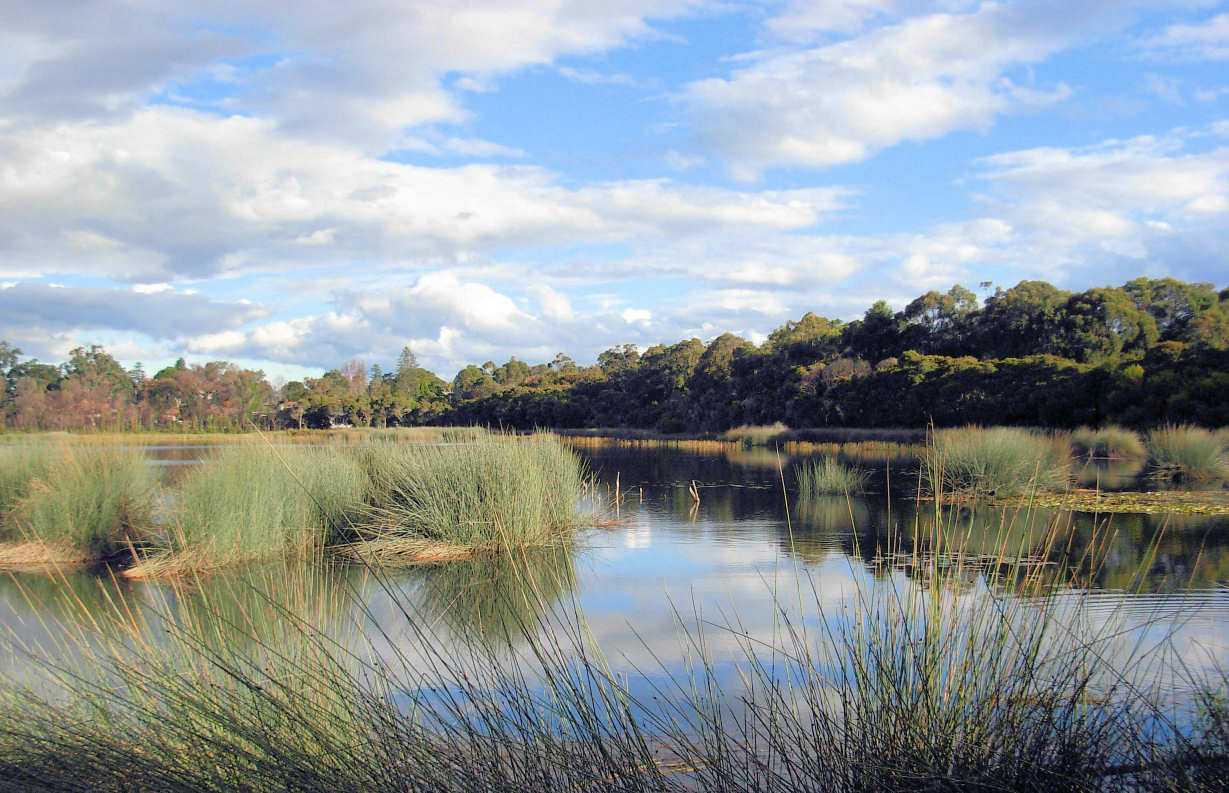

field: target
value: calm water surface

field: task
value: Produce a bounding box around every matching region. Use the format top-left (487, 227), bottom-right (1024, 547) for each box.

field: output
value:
top-left (3, 444), bottom-right (1226, 700)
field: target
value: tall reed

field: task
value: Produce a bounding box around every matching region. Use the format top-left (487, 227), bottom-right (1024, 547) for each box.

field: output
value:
top-left (132, 445), bottom-right (366, 576)
top-left (723, 422), bottom-right (789, 446)
top-left (352, 434), bottom-right (584, 561)
top-left (795, 456), bottom-right (870, 496)
top-left (1147, 424), bottom-right (1229, 482)
top-left (1070, 424), bottom-right (1146, 459)
top-left (0, 442), bottom-right (155, 566)
top-left (0, 509), bottom-right (1223, 791)
top-left (926, 426), bottom-right (1071, 497)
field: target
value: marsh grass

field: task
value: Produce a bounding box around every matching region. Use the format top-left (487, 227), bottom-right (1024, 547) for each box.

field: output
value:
top-left (1147, 424), bottom-right (1229, 482)
top-left (128, 445), bottom-right (366, 577)
top-left (795, 456), bottom-right (870, 496)
top-left (0, 443), bottom-right (156, 568)
top-left (350, 434), bottom-right (584, 562)
top-left (926, 426), bottom-right (1071, 498)
top-left (0, 504), bottom-right (1225, 792)
top-left (1071, 425), bottom-right (1147, 459)
top-left (3, 481), bottom-right (1229, 793)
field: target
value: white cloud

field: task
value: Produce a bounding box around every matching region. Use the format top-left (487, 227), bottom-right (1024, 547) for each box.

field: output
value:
top-left (1143, 12), bottom-right (1229, 60)
top-left (1142, 73), bottom-right (1185, 105)
top-left (529, 284), bottom-right (575, 321)
top-left (131, 283), bottom-right (174, 294)
top-left (0, 108), bottom-right (843, 282)
top-left (0, 0), bottom-right (706, 151)
top-left (685, 1), bottom-right (1121, 176)
top-left (557, 66), bottom-right (637, 86)
top-left (0, 282), bottom-right (270, 362)
top-left (622, 308), bottom-right (652, 323)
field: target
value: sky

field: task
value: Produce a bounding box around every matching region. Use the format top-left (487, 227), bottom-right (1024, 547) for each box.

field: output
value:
top-left (1, 0), bottom-right (1227, 382)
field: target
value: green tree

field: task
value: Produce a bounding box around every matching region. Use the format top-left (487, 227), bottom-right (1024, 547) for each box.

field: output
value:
top-left (841, 300), bottom-right (902, 363)
top-left (1049, 287), bottom-right (1159, 363)
top-left (974, 280), bottom-right (1071, 358)
top-left (452, 365), bottom-right (497, 404)
top-left (396, 346), bottom-right (419, 374)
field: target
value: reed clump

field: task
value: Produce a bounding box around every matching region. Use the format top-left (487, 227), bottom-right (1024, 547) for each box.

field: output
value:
top-left (0, 443), bottom-right (155, 568)
top-left (926, 425), bottom-right (1071, 498)
top-left (1146, 424), bottom-right (1229, 482)
top-left (129, 445), bottom-right (366, 577)
top-left (1070, 424), bottom-right (1146, 459)
top-left (795, 456), bottom-right (869, 496)
top-left (348, 434), bottom-right (584, 562)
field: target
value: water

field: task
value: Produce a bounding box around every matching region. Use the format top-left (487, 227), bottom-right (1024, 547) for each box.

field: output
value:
top-left (2, 443), bottom-right (1227, 701)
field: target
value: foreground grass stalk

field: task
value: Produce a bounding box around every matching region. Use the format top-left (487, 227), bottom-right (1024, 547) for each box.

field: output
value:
top-left (1, 500), bottom-right (1225, 792)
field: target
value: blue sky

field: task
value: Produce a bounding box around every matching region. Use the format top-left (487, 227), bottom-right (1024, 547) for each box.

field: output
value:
top-left (1, 0), bottom-right (1227, 383)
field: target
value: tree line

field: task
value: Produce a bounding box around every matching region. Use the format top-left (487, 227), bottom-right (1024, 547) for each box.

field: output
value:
top-left (3, 277), bottom-right (1227, 432)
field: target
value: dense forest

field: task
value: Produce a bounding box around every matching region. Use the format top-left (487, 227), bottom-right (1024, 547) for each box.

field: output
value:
top-left (3, 277), bottom-right (1227, 433)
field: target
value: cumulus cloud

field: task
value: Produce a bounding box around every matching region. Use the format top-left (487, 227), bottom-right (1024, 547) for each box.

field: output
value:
top-left (0, 0), bottom-right (707, 152)
top-left (683, 0), bottom-right (1137, 176)
top-left (0, 108), bottom-right (845, 282)
top-left (0, 282), bottom-right (269, 361)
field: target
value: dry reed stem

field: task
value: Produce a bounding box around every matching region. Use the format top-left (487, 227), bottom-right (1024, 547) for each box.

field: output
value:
top-left (0, 540), bottom-right (92, 571)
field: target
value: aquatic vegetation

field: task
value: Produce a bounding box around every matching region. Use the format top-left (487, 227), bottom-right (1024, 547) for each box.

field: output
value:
top-left (0, 443), bottom-right (156, 568)
top-left (129, 444), bottom-right (366, 576)
top-left (349, 433), bottom-right (584, 562)
top-left (1147, 424), bottom-right (1229, 482)
top-left (795, 456), bottom-right (869, 496)
top-left (0, 514), bottom-right (1223, 792)
top-left (1070, 424), bottom-right (1146, 459)
top-left (926, 426), bottom-right (1071, 498)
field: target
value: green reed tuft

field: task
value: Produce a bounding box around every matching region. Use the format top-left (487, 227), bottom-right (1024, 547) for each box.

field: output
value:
top-left (0, 442), bottom-right (155, 563)
top-left (136, 444), bottom-right (366, 574)
top-left (795, 456), bottom-right (870, 496)
top-left (1147, 424), bottom-right (1229, 482)
top-left (926, 425), bottom-right (1071, 498)
top-left (723, 422), bottom-right (789, 446)
top-left (351, 433), bottom-right (584, 561)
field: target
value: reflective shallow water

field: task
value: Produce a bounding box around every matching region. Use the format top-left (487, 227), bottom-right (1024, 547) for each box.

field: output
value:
top-left (2, 444), bottom-right (1226, 702)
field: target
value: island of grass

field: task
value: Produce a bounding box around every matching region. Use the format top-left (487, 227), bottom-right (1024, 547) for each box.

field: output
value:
top-left (0, 432), bottom-right (587, 576)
